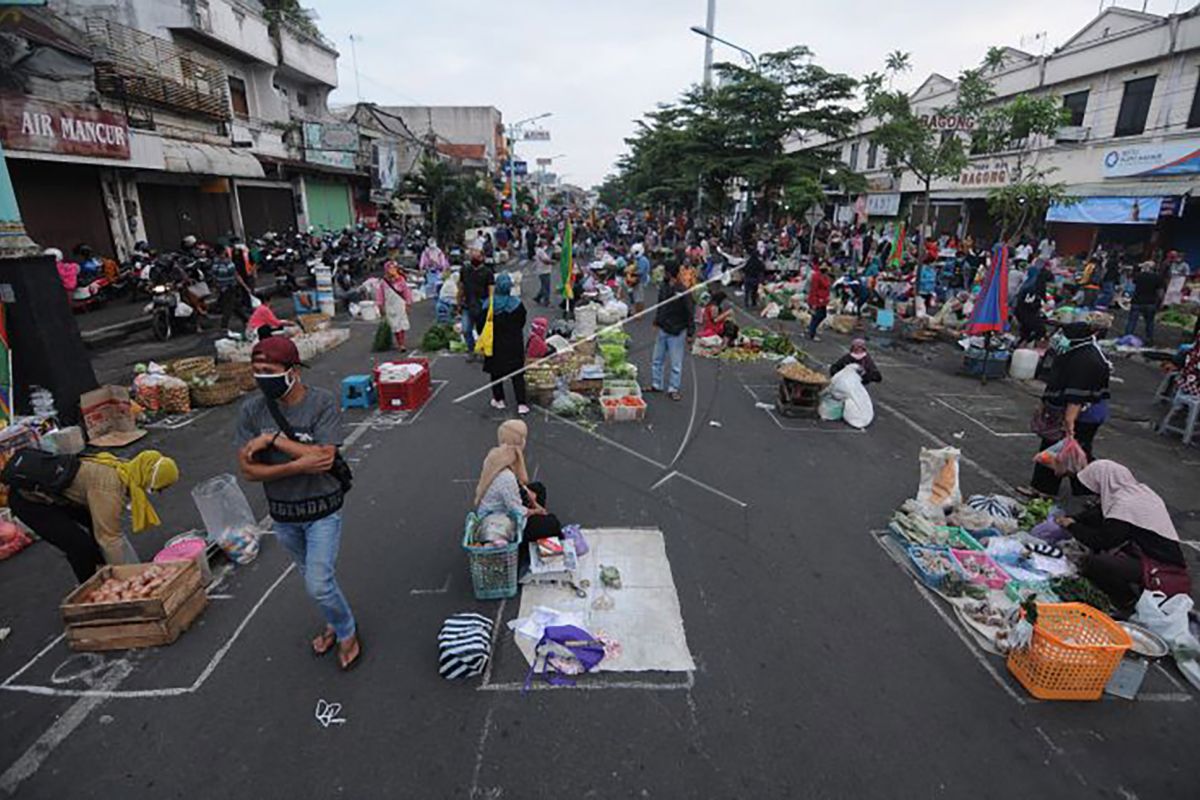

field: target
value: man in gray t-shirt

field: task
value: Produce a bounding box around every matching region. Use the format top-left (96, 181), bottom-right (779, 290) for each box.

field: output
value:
top-left (236, 336), bottom-right (360, 670)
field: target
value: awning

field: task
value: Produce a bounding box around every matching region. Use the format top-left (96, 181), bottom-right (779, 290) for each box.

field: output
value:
top-left (1061, 179), bottom-right (1198, 197)
top-left (161, 140), bottom-right (264, 179)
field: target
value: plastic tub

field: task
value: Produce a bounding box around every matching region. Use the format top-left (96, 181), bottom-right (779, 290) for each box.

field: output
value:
top-left (951, 549), bottom-right (1010, 589)
top-left (1010, 348), bottom-right (1039, 380)
top-left (154, 535), bottom-right (211, 583)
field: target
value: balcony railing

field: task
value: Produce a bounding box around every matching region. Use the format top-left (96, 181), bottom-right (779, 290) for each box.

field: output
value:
top-left (86, 17), bottom-right (231, 122)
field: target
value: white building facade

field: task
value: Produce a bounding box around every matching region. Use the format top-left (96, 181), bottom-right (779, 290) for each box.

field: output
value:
top-left (1, 0), bottom-right (355, 259)
top-left (798, 5), bottom-right (1200, 264)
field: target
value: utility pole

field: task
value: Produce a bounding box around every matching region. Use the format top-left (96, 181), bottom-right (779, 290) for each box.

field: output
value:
top-left (348, 34), bottom-right (363, 101)
top-left (702, 0), bottom-right (716, 88)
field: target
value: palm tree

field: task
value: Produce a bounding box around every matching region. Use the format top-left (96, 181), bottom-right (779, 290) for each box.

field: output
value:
top-left (884, 50), bottom-right (911, 88)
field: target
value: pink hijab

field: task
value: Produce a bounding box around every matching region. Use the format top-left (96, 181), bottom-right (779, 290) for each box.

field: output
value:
top-left (1077, 460), bottom-right (1178, 541)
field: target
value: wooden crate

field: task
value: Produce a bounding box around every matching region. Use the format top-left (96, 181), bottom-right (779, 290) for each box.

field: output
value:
top-left (65, 587), bottom-right (208, 652)
top-left (61, 560), bottom-right (202, 626)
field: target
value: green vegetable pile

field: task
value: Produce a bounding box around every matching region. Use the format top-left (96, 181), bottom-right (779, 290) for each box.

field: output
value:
top-left (420, 323), bottom-right (457, 351)
top-left (1160, 306), bottom-right (1198, 330)
top-left (1018, 498), bottom-right (1055, 530)
top-left (1049, 576), bottom-right (1114, 614)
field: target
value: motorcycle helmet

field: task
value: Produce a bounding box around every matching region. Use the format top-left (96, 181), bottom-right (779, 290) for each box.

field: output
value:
top-left (181, 235), bottom-right (197, 249)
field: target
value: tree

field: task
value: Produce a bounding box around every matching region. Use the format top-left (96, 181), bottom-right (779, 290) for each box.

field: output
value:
top-left (884, 50), bottom-right (912, 87)
top-left (954, 67), bottom-right (1072, 243)
top-left (402, 156), bottom-right (490, 245)
top-left (864, 54), bottom-right (967, 253)
top-left (611, 47), bottom-right (858, 222)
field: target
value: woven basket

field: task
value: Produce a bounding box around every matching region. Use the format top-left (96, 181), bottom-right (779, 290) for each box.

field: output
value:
top-left (298, 313), bottom-right (331, 333)
top-left (216, 361), bottom-right (255, 392)
top-left (190, 380), bottom-right (244, 407)
top-left (169, 357), bottom-right (216, 382)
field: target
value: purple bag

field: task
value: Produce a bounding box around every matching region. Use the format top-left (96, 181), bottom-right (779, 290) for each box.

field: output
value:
top-left (523, 625), bottom-right (605, 691)
top-left (1030, 518), bottom-right (1069, 544)
top-left (562, 525), bottom-right (589, 557)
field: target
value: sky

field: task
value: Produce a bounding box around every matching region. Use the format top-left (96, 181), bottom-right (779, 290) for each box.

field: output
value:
top-left (310, 0), bottom-right (1191, 188)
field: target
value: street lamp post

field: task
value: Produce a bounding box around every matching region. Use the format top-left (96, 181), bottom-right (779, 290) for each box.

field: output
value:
top-left (701, 0), bottom-right (716, 88)
top-left (689, 25), bottom-right (759, 73)
top-left (506, 112), bottom-right (551, 222)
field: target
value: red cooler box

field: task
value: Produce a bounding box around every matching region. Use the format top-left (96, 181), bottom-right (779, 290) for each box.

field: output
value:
top-left (374, 358), bottom-right (431, 411)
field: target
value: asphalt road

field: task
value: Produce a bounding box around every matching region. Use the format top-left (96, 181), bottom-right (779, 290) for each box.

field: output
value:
top-left (2, 271), bottom-right (1198, 799)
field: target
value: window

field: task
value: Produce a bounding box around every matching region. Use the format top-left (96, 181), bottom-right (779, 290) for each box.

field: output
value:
top-left (228, 76), bottom-right (249, 119)
top-left (1062, 90), bottom-right (1089, 126)
top-left (1188, 72), bottom-right (1200, 129)
top-left (867, 141), bottom-right (878, 170)
top-left (848, 141), bottom-right (860, 170)
top-left (297, 92), bottom-right (309, 109)
top-left (1114, 75), bottom-right (1156, 137)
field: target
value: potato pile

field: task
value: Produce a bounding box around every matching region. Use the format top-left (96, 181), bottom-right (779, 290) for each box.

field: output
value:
top-left (84, 564), bottom-right (182, 604)
top-left (777, 362), bottom-right (828, 385)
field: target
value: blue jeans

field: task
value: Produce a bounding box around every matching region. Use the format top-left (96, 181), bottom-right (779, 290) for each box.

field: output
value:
top-left (462, 310), bottom-right (477, 353)
top-left (274, 511), bottom-right (356, 641)
top-left (1125, 304), bottom-right (1157, 344)
top-left (651, 328), bottom-right (687, 393)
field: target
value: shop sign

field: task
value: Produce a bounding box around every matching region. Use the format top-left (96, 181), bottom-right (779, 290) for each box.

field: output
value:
top-left (302, 121), bottom-right (358, 170)
top-left (1101, 138), bottom-right (1200, 178)
top-left (919, 113), bottom-right (975, 131)
top-left (866, 175), bottom-right (896, 192)
top-left (958, 159), bottom-right (1011, 188)
top-left (523, 129), bottom-right (550, 141)
top-left (865, 192), bottom-right (901, 217)
top-left (0, 95), bottom-right (130, 159)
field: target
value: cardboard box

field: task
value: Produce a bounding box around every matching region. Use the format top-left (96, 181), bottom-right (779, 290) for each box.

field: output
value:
top-left (80, 386), bottom-right (146, 448)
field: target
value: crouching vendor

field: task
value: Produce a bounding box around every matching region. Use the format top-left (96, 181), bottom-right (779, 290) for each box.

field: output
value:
top-left (9, 451), bottom-right (179, 582)
top-left (1057, 460), bottom-right (1190, 610)
top-left (474, 420), bottom-right (561, 541)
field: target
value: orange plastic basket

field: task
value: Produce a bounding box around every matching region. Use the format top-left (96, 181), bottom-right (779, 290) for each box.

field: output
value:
top-left (1007, 602), bottom-right (1131, 701)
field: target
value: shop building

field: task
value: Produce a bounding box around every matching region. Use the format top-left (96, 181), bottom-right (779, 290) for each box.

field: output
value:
top-left (1, 0), bottom-right (353, 260)
top-left (792, 4), bottom-right (1200, 263)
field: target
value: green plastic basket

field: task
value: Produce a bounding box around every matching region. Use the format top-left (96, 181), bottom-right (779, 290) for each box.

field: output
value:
top-left (462, 511), bottom-right (526, 600)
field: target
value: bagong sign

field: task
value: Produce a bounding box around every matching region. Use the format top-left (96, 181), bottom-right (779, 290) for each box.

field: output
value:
top-left (1102, 138), bottom-right (1200, 178)
top-left (0, 95), bottom-right (130, 160)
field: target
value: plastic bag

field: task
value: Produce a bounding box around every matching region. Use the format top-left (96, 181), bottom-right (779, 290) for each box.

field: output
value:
top-left (828, 364), bottom-right (873, 428)
top-left (1132, 591), bottom-right (1195, 648)
top-left (818, 392), bottom-right (844, 421)
top-left (191, 474), bottom-right (262, 564)
top-left (917, 447), bottom-right (961, 513)
top-left (479, 513), bottom-right (516, 544)
top-left (1034, 437), bottom-right (1087, 476)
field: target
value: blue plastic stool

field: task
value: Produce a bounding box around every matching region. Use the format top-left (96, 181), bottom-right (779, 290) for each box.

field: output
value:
top-left (875, 309), bottom-right (896, 331)
top-left (341, 375), bottom-right (375, 410)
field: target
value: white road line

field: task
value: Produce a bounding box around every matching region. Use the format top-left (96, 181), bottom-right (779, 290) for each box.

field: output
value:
top-left (535, 406), bottom-right (667, 470)
top-left (409, 574), bottom-right (451, 596)
top-left (740, 380), bottom-right (862, 434)
top-left (0, 660), bottom-right (132, 796)
top-left (468, 705), bottom-right (497, 799)
top-left (932, 395), bottom-right (1037, 439)
top-left (670, 471), bottom-right (749, 509)
top-left (668, 360), bottom-right (700, 468)
top-left (477, 598), bottom-right (507, 690)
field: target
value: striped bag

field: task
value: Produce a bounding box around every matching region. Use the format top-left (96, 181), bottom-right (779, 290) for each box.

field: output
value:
top-left (438, 612), bottom-right (494, 680)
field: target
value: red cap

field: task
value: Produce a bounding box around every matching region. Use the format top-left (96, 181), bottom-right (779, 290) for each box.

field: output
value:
top-left (251, 336), bottom-right (301, 367)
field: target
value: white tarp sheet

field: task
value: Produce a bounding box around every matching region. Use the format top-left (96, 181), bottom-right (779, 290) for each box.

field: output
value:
top-left (514, 528), bottom-right (695, 673)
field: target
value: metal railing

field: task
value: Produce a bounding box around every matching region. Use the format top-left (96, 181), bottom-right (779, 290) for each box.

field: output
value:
top-left (86, 17), bottom-right (231, 122)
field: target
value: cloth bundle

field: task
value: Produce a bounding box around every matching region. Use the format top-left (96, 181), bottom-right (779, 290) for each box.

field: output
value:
top-left (438, 612), bottom-right (495, 680)
top-left (378, 362), bottom-right (425, 383)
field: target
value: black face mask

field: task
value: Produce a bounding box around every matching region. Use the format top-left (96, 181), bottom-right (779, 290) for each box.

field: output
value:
top-left (254, 372), bottom-right (294, 401)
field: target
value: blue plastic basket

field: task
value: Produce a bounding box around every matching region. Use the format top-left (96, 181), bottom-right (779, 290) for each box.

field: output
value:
top-left (461, 511), bottom-right (526, 600)
top-left (906, 544), bottom-right (962, 591)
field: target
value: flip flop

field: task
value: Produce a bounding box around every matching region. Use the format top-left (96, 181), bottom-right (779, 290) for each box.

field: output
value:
top-left (338, 634), bottom-right (363, 672)
top-left (311, 628), bottom-right (336, 657)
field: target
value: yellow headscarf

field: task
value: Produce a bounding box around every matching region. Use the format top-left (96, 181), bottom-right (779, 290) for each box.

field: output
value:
top-left (86, 450), bottom-right (180, 533)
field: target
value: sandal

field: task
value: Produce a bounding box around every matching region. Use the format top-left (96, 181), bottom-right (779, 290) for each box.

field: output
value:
top-left (311, 627), bottom-right (337, 657)
top-left (338, 634), bottom-right (363, 671)
top-left (1015, 485), bottom-right (1051, 499)
top-left (668, 391), bottom-right (682, 402)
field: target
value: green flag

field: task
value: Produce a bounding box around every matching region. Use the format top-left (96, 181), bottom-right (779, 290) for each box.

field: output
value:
top-left (560, 222), bottom-right (574, 299)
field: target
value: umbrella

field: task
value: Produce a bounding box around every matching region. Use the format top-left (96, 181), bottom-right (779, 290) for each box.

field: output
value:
top-left (965, 243), bottom-right (1010, 383)
top-left (966, 242), bottom-right (1009, 335)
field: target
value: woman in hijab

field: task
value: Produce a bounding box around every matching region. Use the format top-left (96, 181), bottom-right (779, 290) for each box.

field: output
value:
top-left (10, 450), bottom-right (179, 582)
top-left (375, 261), bottom-right (412, 351)
top-left (1014, 268), bottom-right (1052, 346)
top-left (1021, 322), bottom-right (1111, 498)
top-left (526, 316), bottom-right (550, 360)
top-left (483, 273), bottom-right (529, 415)
top-left (475, 421), bottom-right (560, 541)
top-left (419, 238), bottom-right (449, 297)
top-left (1058, 460), bottom-right (1189, 607)
top-left (829, 338), bottom-right (882, 384)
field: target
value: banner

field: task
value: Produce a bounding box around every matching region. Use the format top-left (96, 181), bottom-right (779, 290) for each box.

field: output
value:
top-left (1102, 139), bottom-right (1200, 178)
top-left (1046, 196), bottom-right (1164, 225)
top-left (865, 193), bottom-right (901, 217)
top-left (559, 222), bottom-right (573, 300)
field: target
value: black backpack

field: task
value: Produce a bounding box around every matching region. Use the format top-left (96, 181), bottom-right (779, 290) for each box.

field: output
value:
top-left (1, 449), bottom-right (81, 494)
